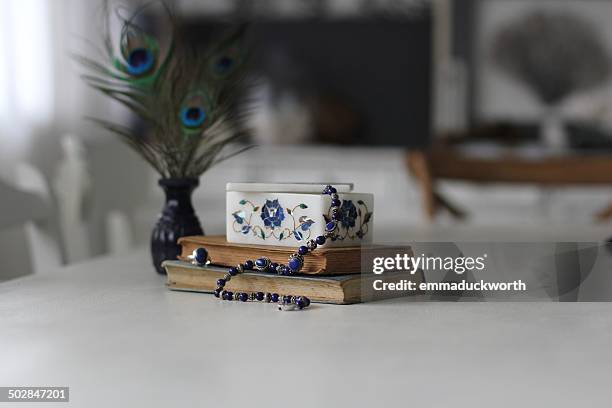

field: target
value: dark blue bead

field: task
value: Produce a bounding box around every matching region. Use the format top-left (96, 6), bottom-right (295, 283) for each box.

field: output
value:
top-left (244, 260), bottom-right (254, 270)
top-left (283, 295), bottom-right (292, 303)
top-left (298, 246), bottom-right (309, 255)
top-left (329, 187), bottom-right (337, 194)
top-left (323, 185), bottom-right (332, 194)
top-left (213, 288), bottom-right (222, 298)
top-left (303, 297), bottom-right (311, 307)
top-left (194, 247), bottom-right (208, 264)
top-left (326, 221), bottom-right (337, 231)
top-left (255, 292), bottom-right (264, 301)
top-left (255, 257), bottom-right (269, 269)
top-left (269, 262), bottom-right (279, 271)
top-left (316, 235), bottom-right (326, 245)
top-left (239, 293), bottom-right (248, 302)
top-left (288, 257), bottom-right (302, 271)
top-left (228, 267), bottom-right (239, 276)
top-left (216, 278), bottom-right (226, 287)
top-left (225, 291), bottom-right (233, 301)
top-left (271, 293), bottom-right (279, 302)
top-left (296, 299), bottom-right (305, 309)
top-left (331, 198), bottom-right (341, 207)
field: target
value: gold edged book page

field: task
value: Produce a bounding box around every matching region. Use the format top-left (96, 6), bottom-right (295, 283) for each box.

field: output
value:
top-left (178, 235), bottom-right (410, 275)
top-left (164, 260), bottom-right (424, 305)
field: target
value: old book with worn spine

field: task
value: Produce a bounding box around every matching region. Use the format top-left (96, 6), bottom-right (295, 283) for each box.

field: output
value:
top-left (164, 260), bottom-right (424, 304)
top-left (178, 235), bottom-right (404, 275)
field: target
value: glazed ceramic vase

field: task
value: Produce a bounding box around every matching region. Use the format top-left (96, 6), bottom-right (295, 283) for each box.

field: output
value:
top-left (151, 178), bottom-right (203, 274)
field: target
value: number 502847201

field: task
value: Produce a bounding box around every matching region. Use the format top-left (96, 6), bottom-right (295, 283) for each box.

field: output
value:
top-left (2, 387), bottom-right (69, 402)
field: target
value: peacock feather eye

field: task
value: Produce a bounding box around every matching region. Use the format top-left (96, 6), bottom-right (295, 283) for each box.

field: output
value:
top-left (179, 92), bottom-right (211, 133)
top-left (180, 106), bottom-right (206, 128)
top-left (209, 46), bottom-right (242, 78)
top-left (117, 26), bottom-right (159, 78)
top-left (126, 48), bottom-right (154, 75)
top-left (214, 55), bottom-right (234, 75)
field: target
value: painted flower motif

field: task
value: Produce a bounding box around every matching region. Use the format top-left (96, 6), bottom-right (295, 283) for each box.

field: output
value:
top-left (232, 210), bottom-right (246, 224)
top-left (339, 200), bottom-right (358, 229)
top-left (260, 199), bottom-right (285, 228)
top-left (300, 219), bottom-right (314, 231)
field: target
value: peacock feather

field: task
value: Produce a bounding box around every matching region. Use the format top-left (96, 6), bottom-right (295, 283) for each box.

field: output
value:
top-left (75, 1), bottom-right (252, 179)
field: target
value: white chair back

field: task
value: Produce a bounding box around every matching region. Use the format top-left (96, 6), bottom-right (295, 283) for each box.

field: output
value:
top-left (14, 163), bottom-right (63, 274)
top-left (53, 134), bottom-right (92, 263)
top-left (0, 163), bottom-right (63, 279)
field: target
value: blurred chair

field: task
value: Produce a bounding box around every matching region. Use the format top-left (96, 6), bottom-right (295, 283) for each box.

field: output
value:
top-left (407, 135), bottom-right (612, 222)
top-left (53, 134), bottom-right (92, 263)
top-left (15, 163), bottom-right (63, 273)
top-left (0, 164), bottom-right (62, 279)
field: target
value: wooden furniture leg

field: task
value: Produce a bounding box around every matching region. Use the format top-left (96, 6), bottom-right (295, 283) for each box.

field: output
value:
top-left (406, 150), bottom-right (465, 220)
top-left (433, 191), bottom-right (466, 219)
top-left (406, 150), bottom-right (436, 220)
top-left (595, 202), bottom-right (612, 222)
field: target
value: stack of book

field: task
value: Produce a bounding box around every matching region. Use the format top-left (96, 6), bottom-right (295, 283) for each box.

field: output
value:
top-left (163, 236), bottom-right (422, 304)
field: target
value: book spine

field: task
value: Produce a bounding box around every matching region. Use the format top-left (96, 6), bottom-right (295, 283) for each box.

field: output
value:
top-left (179, 241), bottom-right (328, 274)
top-left (165, 265), bottom-right (352, 304)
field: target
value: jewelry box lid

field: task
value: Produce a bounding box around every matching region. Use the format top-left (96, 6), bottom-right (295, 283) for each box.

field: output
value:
top-left (226, 182), bottom-right (354, 193)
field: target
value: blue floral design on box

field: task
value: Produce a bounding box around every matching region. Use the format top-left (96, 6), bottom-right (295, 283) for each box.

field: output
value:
top-left (232, 198), bottom-right (314, 241)
top-left (231, 196), bottom-right (372, 242)
top-left (261, 199), bottom-right (285, 228)
top-left (339, 200), bottom-right (358, 229)
top-left (324, 199), bottom-right (372, 241)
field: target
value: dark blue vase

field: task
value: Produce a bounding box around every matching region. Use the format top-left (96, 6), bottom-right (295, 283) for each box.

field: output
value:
top-left (151, 178), bottom-right (204, 274)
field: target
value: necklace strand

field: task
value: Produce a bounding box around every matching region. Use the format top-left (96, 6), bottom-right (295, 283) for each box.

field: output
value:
top-left (191, 185), bottom-right (341, 311)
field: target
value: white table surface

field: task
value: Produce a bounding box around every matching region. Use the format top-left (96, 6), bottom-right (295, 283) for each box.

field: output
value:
top-left (1, 249), bottom-right (611, 408)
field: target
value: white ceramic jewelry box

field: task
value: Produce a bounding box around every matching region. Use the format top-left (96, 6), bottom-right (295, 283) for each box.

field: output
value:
top-left (226, 182), bottom-right (374, 247)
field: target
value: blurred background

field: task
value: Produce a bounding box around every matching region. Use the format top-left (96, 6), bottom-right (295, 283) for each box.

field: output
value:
top-left (2, 0), bottom-right (612, 280)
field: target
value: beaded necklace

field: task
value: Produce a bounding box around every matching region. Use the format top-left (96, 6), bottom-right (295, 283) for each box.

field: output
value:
top-left (190, 185), bottom-right (341, 311)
